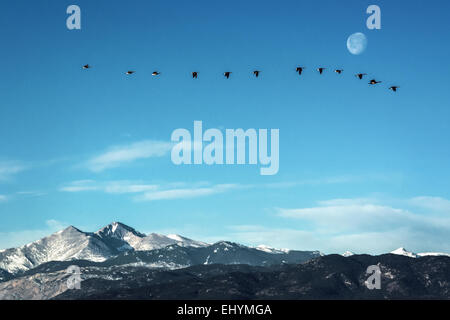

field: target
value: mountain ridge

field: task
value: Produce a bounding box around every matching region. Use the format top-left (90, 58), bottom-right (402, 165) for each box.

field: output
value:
top-left (0, 222), bottom-right (209, 274)
top-left (1, 253), bottom-right (447, 300)
top-left (1, 222), bottom-right (449, 275)
top-left (0, 222), bottom-right (319, 274)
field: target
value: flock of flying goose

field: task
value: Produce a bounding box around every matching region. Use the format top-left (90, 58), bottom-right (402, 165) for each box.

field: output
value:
top-left (82, 64), bottom-right (400, 92)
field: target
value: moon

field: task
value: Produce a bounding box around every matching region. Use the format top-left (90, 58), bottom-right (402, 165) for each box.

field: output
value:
top-left (347, 32), bottom-right (368, 55)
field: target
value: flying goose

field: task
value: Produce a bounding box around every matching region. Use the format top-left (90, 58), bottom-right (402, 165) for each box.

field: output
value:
top-left (192, 72), bottom-right (198, 79)
top-left (335, 69), bottom-right (344, 74)
top-left (356, 73), bottom-right (367, 80)
top-left (369, 79), bottom-right (382, 85)
top-left (82, 64), bottom-right (91, 69)
top-left (152, 71), bottom-right (161, 76)
top-left (296, 67), bottom-right (305, 75)
top-left (125, 71), bottom-right (135, 75)
top-left (389, 86), bottom-right (400, 92)
top-left (317, 67), bottom-right (326, 74)
top-left (224, 72), bottom-right (231, 79)
top-left (253, 70), bottom-right (261, 77)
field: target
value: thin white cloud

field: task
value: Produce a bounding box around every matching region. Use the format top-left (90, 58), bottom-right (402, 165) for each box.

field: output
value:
top-left (16, 191), bottom-right (47, 197)
top-left (0, 191), bottom-right (46, 204)
top-left (60, 180), bottom-right (240, 201)
top-left (60, 180), bottom-right (158, 194)
top-left (223, 222), bottom-right (450, 255)
top-left (277, 203), bottom-right (410, 231)
top-left (135, 184), bottom-right (239, 201)
top-left (86, 140), bottom-right (173, 172)
top-left (267, 197), bottom-right (450, 254)
top-left (103, 182), bottom-right (158, 194)
top-left (262, 174), bottom-right (397, 189)
top-left (277, 199), bottom-right (450, 232)
top-left (0, 161), bottom-right (27, 181)
top-left (317, 198), bottom-right (378, 206)
top-left (407, 196), bottom-right (450, 213)
top-left (60, 180), bottom-right (100, 192)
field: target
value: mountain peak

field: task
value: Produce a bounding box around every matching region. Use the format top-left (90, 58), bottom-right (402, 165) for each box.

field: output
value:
top-left (96, 222), bottom-right (146, 238)
top-left (391, 247), bottom-right (418, 258)
top-left (256, 245), bottom-right (290, 254)
top-left (60, 225), bottom-right (83, 233)
top-left (213, 241), bottom-right (245, 248)
top-left (342, 251), bottom-right (355, 257)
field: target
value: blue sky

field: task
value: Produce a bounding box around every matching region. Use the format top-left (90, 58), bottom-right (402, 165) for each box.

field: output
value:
top-left (1, 0), bottom-right (450, 254)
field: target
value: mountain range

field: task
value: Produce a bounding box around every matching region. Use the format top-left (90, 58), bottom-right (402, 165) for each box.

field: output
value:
top-left (0, 222), bottom-right (209, 274)
top-left (0, 222), bottom-right (449, 300)
top-left (54, 254), bottom-right (450, 300)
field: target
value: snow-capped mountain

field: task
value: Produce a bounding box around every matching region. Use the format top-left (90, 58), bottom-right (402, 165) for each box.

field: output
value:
top-left (2, 222), bottom-right (448, 277)
top-left (3, 252), bottom-right (449, 300)
top-left (255, 245), bottom-right (290, 254)
top-left (0, 222), bottom-right (207, 274)
top-left (390, 247), bottom-right (418, 258)
top-left (342, 251), bottom-right (355, 257)
top-left (94, 222), bottom-right (208, 252)
top-left (389, 247), bottom-right (450, 258)
top-left (72, 240), bottom-right (321, 270)
top-left (417, 252), bottom-right (450, 257)
top-left (0, 226), bottom-right (117, 273)
top-left (1, 224), bottom-right (449, 300)
top-left (338, 247), bottom-right (450, 258)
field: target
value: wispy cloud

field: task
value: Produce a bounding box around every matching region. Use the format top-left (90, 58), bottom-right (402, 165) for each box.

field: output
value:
top-left (85, 140), bottom-right (173, 172)
top-left (60, 180), bottom-right (100, 192)
top-left (0, 161), bottom-right (27, 181)
top-left (267, 197), bottom-right (450, 254)
top-left (60, 180), bottom-right (158, 194)
top-left (262, 174), bottom-right (397, 189)
top-left (59, 175), bottom-right (385, 202)
top-left (277, 201), bottom-right (410, 231)
top-left (407, 196), bottom-right (450, 213)
top-left (60, 180), bottom-right (240, 201)
top-left (0, 191), bottom-right (46, 204)
top-left (135, 184), bottom-right (240, 201)
top-left (277, 197), bottom-right (450, 231)
top-left (15, 191), bottom-right (47, 197)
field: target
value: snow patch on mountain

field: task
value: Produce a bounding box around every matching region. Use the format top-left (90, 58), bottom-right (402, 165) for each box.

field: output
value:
top-left (255, 245), bottom-right (290, 254)
top-left (390, 247), bottom-right (418, 258)
top-left (417, 252), bottom-right (450, 257)
top-left (167, 234), bottom-right (184, 242)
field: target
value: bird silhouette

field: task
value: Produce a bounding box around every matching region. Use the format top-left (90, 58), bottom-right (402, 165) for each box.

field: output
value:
top-left (296, 67), bottom-right (305, 75)
top-left (389, 86), bottom-right (400, 92)
top-left (369, 79), bottom-right (382, 85)
top-left (80, 64), bottom-right (400, 93)
top-left (356, 73), bottom-right (367, 80)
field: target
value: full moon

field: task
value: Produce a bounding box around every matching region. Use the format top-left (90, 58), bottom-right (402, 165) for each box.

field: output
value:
top-left (347, 32), bottom-right (368, 55)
